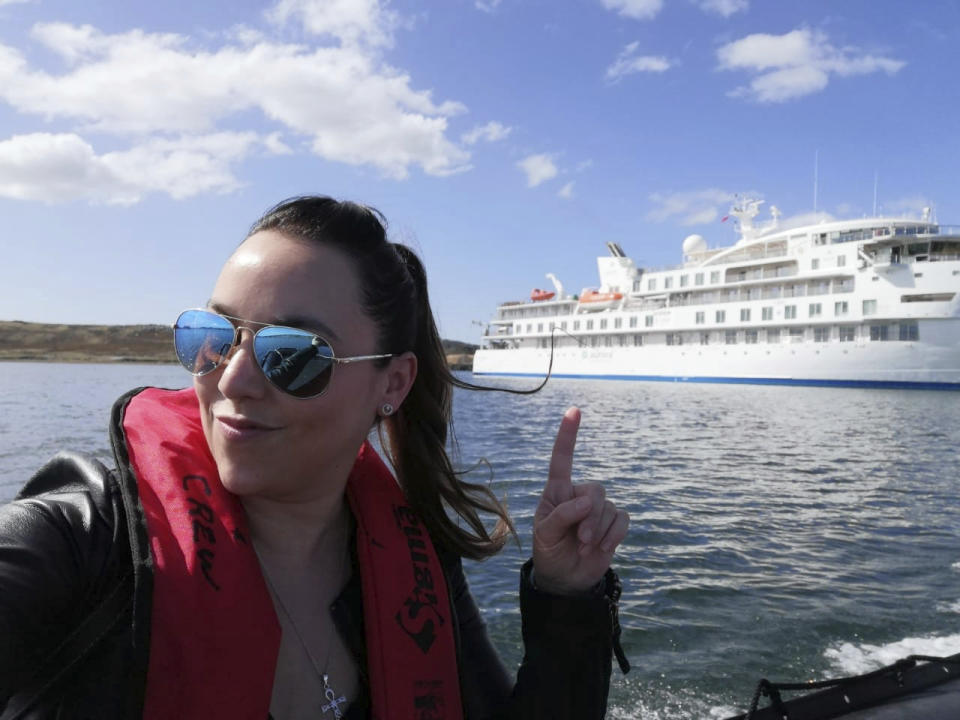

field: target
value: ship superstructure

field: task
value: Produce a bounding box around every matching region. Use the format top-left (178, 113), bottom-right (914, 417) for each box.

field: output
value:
top-left (472, 200), bottom-right (960, 389)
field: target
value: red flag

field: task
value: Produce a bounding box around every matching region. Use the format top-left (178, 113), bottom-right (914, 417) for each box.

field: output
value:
top-left (721, 215), bottom-right (729, 223)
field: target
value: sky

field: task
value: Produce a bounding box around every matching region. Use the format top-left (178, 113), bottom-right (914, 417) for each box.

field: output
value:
top-left (1, 0), bottom-right (958, 343)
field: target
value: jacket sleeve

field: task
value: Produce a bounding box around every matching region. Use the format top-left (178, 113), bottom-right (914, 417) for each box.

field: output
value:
top-left (0, 452), bottom-right (123, 711)
top-left (448, 555), bottom-right (628, 720)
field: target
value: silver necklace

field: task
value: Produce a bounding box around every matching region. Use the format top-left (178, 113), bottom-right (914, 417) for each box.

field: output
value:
top-left (255, 541), bottom-right (349, 719)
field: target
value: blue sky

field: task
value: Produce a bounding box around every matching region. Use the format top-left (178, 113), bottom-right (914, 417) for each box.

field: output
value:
top-left (1, 0), bottom-right (957, 342)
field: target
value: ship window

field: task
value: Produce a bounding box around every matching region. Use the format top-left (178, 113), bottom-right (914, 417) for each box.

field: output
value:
top-left (767, 329), bottom-right (780, 343)
top-left (837, 255), bottom-right (846, 267)
top-left (695, 273), bottom-right (704, 286)
top-left (664, 277), bottom-right (674, 289)
top-left (614, 317), bottom-right (622, 329)
top-left (586, 320), bottom-right (594, 330)
top-left (899, 322), bottom-right (919, 341)
top-left (808, 303), bottom-right (822, 317)
top-left (618, 335), bottom-right (626, 347)
top-left (700, 332), bottom-right (710, 345)
top-left (537, 323), bottom-right (543, 332)
top-left (600, 319), bottom-right (607, 329)
top-left (784, 305), bottom-right (797, 319)
top-left (834, 301), bottom-right (848, 316)
top-left (762, 307), bottom-right (773, 321)
top-left (725, 331), bottom-right (737, 345)
top-left (745, 330), bottom-right (758, 344)
top-left (863, 299), bottom-right (877, 315)
top-left (869, 325), bottom-right (889, 341)
top-left (695, 311), bottom-right (705, 324)
top-left (710, 271), bottom-right (720, 284)
top-left (648, 278), bottom-right (657, 291)
top-left (901, 293), bottom-right (955, 302)
top-left (789, 328), bottom-right (804, 342)
top-left (814, 327), bottom-right (829, 342)
top-left (573, 320), bottom-right (580, 330)
top-left (811, 258), bottom-right (820, 270)
top-left (604, 336), bottom-right (612, 347)
top-left (715, 310), bottom-right (726, 323)
top-left (526, 323), bottom-right (532, 332)
top-left (515, 324), bottom-right (521, 333)
top-left (590, 336), bottom-right (597, 347)
top-left (629, 315), bottom-right (638, 328)
top-left (838, 326), bottom-right (855, 342)
top-left (645, 315), bottom-right (653, 327)
top-left (740, 308), bottom-right (751, 322)
top-left (680, 275), bottom-right (689, 287)
top-left (633, 280), bottom-right (642, 292)
top-left (560, 321), bottom-right (567, 330)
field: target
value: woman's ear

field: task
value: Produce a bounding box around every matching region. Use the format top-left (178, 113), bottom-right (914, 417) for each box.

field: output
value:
top-left (379, 351), bottom-right (417, 416)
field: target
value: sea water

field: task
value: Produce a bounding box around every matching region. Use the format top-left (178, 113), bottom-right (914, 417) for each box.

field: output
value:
top-left (2, 362), bottom-right (959, 718)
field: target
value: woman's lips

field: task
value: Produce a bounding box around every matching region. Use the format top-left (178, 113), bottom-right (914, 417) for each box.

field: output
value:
top-left (215, 415), bottom-right (280, 441)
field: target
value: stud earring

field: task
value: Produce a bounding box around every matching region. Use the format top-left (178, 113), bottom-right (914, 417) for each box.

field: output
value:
top-left (381, 403), bottom-right (394, 417)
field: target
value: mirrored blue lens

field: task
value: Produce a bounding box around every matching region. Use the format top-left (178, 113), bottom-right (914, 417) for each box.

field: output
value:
top-left (174, 309), bottom-right (236, 375)
top-left (254, 326), bottom-right (334, 398)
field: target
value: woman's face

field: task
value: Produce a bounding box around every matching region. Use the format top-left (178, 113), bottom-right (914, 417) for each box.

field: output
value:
top-left (194, 230), bottom-right (404, 501)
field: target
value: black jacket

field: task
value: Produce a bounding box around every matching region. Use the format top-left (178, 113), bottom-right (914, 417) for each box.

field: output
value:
top-left (0, 391), bottom-right (627, 719)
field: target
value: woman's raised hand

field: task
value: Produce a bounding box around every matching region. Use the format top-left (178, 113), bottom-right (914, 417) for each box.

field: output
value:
top-left (532, 407), bottom-right (630, 594)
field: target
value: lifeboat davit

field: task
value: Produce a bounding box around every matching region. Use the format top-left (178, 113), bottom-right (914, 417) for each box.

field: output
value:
top-left (530, 288), bottom-right (556, 302)
top-left (578, 290), bottom-right (623, 310)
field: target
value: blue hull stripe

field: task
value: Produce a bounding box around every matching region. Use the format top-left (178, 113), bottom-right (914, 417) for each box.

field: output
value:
top-left (470, 372), bottom-right (960, 391)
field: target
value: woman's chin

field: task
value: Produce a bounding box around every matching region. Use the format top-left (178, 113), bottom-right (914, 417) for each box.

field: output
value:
top-left (216, 465), bottom-right (266, 498)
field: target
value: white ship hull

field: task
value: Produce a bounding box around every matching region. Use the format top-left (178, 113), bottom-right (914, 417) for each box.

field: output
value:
top-left (473, 319), bottom-right (960, 389)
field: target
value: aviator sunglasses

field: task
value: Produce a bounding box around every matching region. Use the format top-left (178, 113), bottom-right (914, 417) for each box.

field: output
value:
top-left (173, 308), bottom-right (393, 399)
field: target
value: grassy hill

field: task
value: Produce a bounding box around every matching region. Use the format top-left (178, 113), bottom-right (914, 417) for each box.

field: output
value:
top-left (0, 320), bottom-right (477, 368)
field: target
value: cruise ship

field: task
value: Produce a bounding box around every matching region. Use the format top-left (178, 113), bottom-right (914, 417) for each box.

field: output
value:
top-left (472, 199), bottom-right (960, 389)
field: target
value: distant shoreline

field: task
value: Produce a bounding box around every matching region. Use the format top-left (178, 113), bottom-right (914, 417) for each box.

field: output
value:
top-left (0, 320), bottom-right (476, 369)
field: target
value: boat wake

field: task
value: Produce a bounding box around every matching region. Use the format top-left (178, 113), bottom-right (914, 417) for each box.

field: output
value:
top-left (824, 633), bottom-right (960, 675)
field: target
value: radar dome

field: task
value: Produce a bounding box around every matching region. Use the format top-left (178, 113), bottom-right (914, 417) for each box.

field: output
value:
top-left (683, 234), bottom-right (707, 255)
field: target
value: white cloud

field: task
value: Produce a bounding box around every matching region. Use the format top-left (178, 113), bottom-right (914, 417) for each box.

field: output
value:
top-left (776, 210), bottom-right (835, 231)
top-left (475, 0), bottom-right (503, 12)
top-left (0, 11), bottom-right (471, 186)
top-left (718, 28), bottom-right (905, 103)
top-left (695, 0), bottom-right (748, 17)
top-left (884, 195), bottom-right (933, 217)
top-left (461, 121), bottom-right (512, 145)
top-left (266, 0), bottom-right (398, 48)
top-left (517, 153), bottom-right (558, 188)
top-left (558, 181), bottom-right (574, 199)
top-left (263, 131), bottom-right (293, 155)
top-left (606, 42), bottom-right (671, 82)
top-left (646, 188), bottom-right (734, 225)
top-left (600, 0), bottom-right (663, 20)
top-left (0, 132), bottom-right (261, 204)
top-left (0, 0), bottom-right (33, 5)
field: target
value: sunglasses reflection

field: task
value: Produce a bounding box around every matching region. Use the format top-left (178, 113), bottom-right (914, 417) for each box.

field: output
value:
top-left (262, 342), bottom-right (325, 393)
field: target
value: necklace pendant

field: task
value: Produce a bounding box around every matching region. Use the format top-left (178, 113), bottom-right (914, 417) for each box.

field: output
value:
top-left (321, 674), bottom-right (347, 719)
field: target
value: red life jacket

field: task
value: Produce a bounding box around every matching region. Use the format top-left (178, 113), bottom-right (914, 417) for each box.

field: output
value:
top-left (121, 387), bottom-right (463, 719)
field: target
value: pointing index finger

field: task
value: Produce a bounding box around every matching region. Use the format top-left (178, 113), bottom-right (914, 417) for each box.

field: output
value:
top-left (544, 406), bottom-right (581, 504)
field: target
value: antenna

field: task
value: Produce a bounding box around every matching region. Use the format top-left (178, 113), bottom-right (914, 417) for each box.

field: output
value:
top-left (813, 149), bottom-right (819, 214)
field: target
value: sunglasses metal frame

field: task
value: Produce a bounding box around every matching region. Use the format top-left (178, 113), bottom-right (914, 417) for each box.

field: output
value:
top-left (173, 308), bottom-right (394, 399)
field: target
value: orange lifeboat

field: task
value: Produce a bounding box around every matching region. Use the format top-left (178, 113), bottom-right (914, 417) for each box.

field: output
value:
top-left (530, 288), bottom-right (556, 302)
top-left (578, 289), bottom-right (623, 310)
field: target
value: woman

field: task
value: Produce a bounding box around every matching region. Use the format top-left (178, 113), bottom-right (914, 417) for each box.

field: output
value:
top-left (0, 197), bottom-right (630, 719)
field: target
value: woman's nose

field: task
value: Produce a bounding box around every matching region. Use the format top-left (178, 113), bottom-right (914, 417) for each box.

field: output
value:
top-left (217, 328), bottom-right (267, 400)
